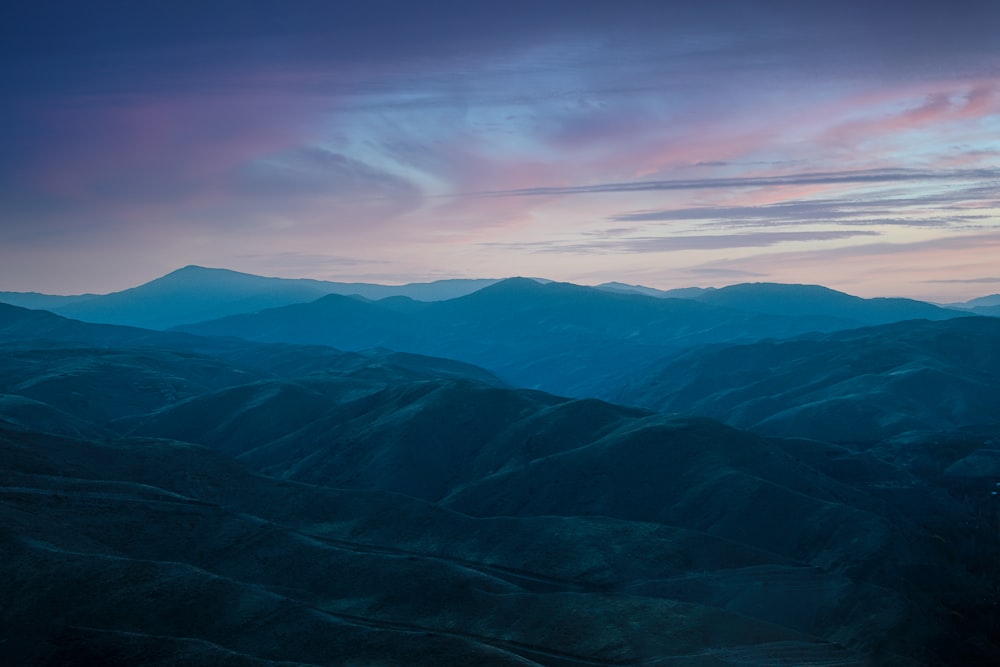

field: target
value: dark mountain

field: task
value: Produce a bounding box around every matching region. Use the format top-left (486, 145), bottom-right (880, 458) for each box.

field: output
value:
top-left (0, 265), bottom-right (501, 329)
top-left (3, 349), bottom-right (997, 663)
top-left (614, 316), bottom-right (1000, 442)
top-left (4, 419), bottom-right (906, 667)
top-left (0, 301), bottom-right (501, 386)
top-left (178, 277), bottom-right (922, 398)
top-left (0, 301), bottom-right (240, 353)
top-left (690, 282), bottom-right (965, 325)
top-left (3, 284), bottom-right (1000, 664)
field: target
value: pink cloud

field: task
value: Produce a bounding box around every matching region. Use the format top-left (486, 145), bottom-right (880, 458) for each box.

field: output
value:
top-left (813, 80), bottom-right (1000, 158)
top-left (17, 90), bottom-right (323, 218)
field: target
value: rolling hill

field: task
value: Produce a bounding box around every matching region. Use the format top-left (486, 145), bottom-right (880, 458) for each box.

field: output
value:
top-left (2, 288), bottom-right (999, 664)
top-left (614, 316), bottom-right (1000, 442)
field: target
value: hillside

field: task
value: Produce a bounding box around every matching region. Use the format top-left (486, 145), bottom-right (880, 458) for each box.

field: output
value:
top-left (2, 295), bottom-right (999, 664)
top-left (690, 282), bottom-right (964, 324)
top-left (614, 316), bottom-right (1000, 441)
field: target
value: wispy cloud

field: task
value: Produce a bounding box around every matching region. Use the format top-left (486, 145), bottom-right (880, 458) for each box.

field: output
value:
top-left (3, 2), bottom-right (1000, 293)
top-left (923, 276), bottom-right (1000, 284)
top-left (485, 230), bottom-right (880, 254)
top-left (685, 267), bottom-right (767, 278)
top-left (235, 252), bottom-right (392, 271)
top-left (471, 168), bottom-right (1000, 198)
top-left (606, 183), bottom-right (999, 231)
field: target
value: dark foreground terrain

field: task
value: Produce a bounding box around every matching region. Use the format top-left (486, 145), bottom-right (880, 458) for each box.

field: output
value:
top-left (1, 302), bottom-right (999, 665)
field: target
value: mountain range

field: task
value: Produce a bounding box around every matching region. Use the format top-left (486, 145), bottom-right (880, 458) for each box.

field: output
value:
top-left (2, 270), bottom-right (1000, 665)
top-left (0, 266), bottom-right (503, 330)
top-left (1, 265), bottom-right (984, 331)
top-left (167, 275), bottom-right (968, 399)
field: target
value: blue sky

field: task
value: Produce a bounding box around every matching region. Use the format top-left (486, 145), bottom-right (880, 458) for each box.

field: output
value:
top-left (2, 1), bottom-right (999, 299)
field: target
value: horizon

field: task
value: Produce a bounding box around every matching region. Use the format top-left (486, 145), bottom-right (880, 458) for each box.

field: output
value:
top-left (2, 263), bottom-right (997, 305)
top-left (2, 2), bottom-right (999, 300)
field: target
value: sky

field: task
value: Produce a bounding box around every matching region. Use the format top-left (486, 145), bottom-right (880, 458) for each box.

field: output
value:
top-left (1, 1), bottom-right (999, 300)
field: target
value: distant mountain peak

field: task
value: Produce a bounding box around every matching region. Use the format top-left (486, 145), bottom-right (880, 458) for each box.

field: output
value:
top-left (469, 277), bottom-right (551, 295)
top-left (712, 282), bottom-right (846, 295)
top-left (164, 264), bottom-right (234, 277)
top-left (492, 276), bottom-right (546, 287)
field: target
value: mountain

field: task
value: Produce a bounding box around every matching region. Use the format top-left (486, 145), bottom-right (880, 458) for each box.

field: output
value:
top-left (0, 291), bottom-right (98, 311)
top-left (614, 316), bottom-right (1000, 442)
top-left (0, 302), bottom-right (503, 402)
top-left (4, 267), bottom-right (970, 337)
top-left (0, 265), bottom-right (502, 329)
top-left (689, 282), bottom-right (965, 325)
top-left (970, 304), bottom-right (1000, 316)
top-left (949, 293), bottom-right (1000, 309)
top-left (175, 278), bottom-right (974, 399)
top-left (180, 277), bottom-right (937, 398)
top-left (3, 304), bottom-right (1000, 664)
top-left (2, 419), bottom-right (903, 667)
top-left (594, 282), bottom-right (712, 299)
top-left (597, 281), bottom-right (968, 325)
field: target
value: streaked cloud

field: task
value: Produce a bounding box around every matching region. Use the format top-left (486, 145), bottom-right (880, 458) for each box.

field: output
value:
top-left (472, 168), bottom-right (1000, 198)
top-left (485, 230), bottom-right (881, 254)
top-left (1, 2), bottom-right (999, 297)
top-left (924, 276), bottom-right (1000, 284)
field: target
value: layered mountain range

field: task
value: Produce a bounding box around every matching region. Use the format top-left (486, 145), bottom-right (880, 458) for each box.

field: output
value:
top-left (2, 269), bottom-right (999, 665)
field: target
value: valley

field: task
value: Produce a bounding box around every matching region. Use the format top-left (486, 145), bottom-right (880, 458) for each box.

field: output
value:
top-left (2, 273), bottom-right (999, 665)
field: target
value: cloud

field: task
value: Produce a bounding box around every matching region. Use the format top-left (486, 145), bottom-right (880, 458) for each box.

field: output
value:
top-left (3, 1), bottom-right (999, 295)
top-left (232, 147), bottom-right (421, 203)
top-left (606, 183), bottom-right (999, 231)
top-left (235, 252), bottom-right (392, 269)
top-left (923, 277), bottom-right (1000, 284)
top-left (485, 230), bottom-right (880, 254)
top-left (472, 168), bottom-right (1000, 198)
top-left (684, 267), bottom-right (767, 278)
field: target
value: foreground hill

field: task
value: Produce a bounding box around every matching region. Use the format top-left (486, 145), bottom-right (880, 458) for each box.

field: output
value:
top-left (5, 419), bottom-right (911, 667)
top-left (614, 316), bottom-right (1000, 441)
top-left (2, 299), bottom-right (999, 664)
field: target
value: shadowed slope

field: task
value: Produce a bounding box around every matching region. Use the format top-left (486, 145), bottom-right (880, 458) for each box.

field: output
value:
top-left (3, 306), bottom-right (999, 664)
top-left (615, 317), bottom-right (1000, 441)
top-left (178, 278), bottom-right (921, 398)
top-left (691, 282), bottom-right (963, 325)
top-left (1, 423), bottom-right (889, 666)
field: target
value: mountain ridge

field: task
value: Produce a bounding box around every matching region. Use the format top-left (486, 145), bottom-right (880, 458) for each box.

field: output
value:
top-left (2, 266), bottom-right (983, 331)
top-left (0, 265), bottom-right (505, 329)
top-left (173, 277), bottom-right (973, 399)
